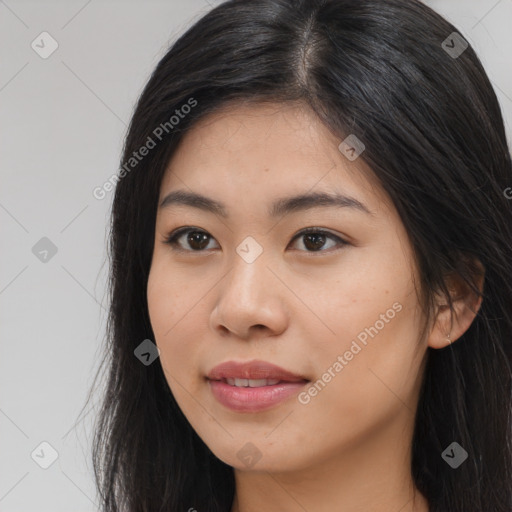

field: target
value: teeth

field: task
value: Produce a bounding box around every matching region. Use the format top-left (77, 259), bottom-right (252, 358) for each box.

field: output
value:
top-left (226, 378), bottom-right (281, 387)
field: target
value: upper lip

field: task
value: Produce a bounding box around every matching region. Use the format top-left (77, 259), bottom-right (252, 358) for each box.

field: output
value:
top-left (207, 360), bottom-right (309, 382)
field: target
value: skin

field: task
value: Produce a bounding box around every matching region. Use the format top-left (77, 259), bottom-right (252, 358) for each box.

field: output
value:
top-left (147, 102), bottom-right (482, 512)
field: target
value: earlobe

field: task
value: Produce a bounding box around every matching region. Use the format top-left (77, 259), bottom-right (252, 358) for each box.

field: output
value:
top-left (427, 261), bottom-right (485, 350)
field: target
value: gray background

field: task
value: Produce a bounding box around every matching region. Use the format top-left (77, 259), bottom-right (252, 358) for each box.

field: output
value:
top-left (1, 1), bottom-right (511, 510)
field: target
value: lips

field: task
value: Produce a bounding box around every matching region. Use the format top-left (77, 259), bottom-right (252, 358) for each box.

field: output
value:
top-left (206, 359), bottom-right (309, 383)
top-left (206, 360), bottom-right (310, 413)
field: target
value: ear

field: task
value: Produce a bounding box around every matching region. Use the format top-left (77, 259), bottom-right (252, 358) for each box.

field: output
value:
top-left (428, 258), bottom-right (485, 349)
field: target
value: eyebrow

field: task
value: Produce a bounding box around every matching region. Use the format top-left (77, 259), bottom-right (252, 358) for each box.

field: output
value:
top-left (159, 189), bottom-right (373, 217)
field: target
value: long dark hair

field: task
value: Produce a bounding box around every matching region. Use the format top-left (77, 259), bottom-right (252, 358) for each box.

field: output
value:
top-left (87, 0), bottom-right (512, 510)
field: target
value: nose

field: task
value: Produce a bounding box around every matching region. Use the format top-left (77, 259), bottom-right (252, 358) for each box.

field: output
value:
top-left (209, 248), bottom-right (289, 340)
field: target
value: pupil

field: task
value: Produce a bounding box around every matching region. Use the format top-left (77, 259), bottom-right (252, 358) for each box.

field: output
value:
top-left (189, 231), bottom-right (209, 250)
top-left (305, 233), bottom-right (325, 251)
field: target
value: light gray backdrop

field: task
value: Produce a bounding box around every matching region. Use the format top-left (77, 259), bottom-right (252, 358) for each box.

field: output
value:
top-left (1, 1), bottom-right (511, 510)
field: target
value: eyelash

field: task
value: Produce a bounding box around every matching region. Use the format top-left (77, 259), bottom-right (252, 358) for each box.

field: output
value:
top-left (163, 226), bottom-right (349, 255)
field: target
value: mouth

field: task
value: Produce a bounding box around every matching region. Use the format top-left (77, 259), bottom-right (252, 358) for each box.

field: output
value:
top-left (206, 359), bottom-right (309, 382)
top-left (206, 360), bottom-right (310, 412)
top-left (207, 379), bottom-right (310, 412)
top-left (220, 377), bottom-right (292, 387)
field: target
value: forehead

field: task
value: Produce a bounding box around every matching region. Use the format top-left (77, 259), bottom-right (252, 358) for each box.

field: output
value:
top-left (159, 102), bottom-right (391, 213)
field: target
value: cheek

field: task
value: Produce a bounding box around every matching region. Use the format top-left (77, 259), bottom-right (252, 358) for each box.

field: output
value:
top-left (147, 265), bottom-right (173, 340)
top-left (147, 263), bottom-right (198, 376)
top-left (147, 254), bottom-right (201, 336)
top-left (147, 271), bottom-right (211, 426)
top-left (297, 307), bottom-right (424, 450)
top-left (298, 243), bottom-right (414, 346)
top-left (302, 243), bottom-right (423, 403)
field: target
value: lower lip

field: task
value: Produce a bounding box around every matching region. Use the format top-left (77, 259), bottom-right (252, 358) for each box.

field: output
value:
top-left (208, 379), bottom-right (308, 412)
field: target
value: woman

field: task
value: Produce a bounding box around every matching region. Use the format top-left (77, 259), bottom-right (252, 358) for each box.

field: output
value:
top-left (89, 0), bottom-right (512, 510)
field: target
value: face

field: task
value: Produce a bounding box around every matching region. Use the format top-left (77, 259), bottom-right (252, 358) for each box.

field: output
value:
top-left (147, 102), bottom-right (429, 472)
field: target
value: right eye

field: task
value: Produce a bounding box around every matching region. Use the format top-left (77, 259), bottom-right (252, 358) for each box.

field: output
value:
top-left (163, 227), bottom-right (218, 252)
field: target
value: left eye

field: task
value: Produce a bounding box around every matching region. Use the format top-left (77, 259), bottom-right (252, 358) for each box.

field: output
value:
top-left (289, 228), bottom-right (348, 253)
top-left (163, 227), bottom-right (348, 254)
